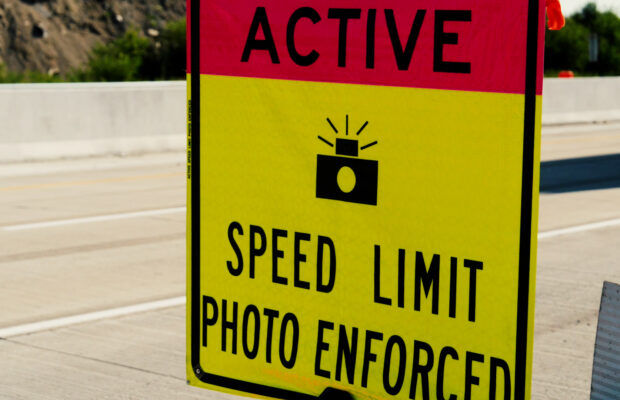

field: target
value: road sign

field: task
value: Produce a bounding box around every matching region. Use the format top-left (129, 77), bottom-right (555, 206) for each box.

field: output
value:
top-left (187, 1), bottom-right (544, 399)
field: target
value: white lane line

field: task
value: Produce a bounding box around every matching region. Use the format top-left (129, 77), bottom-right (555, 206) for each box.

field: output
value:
top-left (2, 207), bottom-right (186, 231)
top-left (538, 217), bottom-right (620, 240)
top-left (0, 296), bottom-right (186, 338)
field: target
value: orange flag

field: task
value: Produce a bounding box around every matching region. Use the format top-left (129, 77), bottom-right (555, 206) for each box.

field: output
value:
top-left (546, 0), bottom-right (565, 30)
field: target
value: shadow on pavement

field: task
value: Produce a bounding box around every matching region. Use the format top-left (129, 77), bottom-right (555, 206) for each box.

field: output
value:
top-left (540, 153), bottom-right (620, 193)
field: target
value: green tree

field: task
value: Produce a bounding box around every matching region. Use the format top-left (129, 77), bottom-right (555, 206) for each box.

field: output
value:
top-left (591, 10), bottom-right (620, 75)
top-left (160, 18), bottom-right (187, 78)
top-left (73, 19), bottom-right (187, 81)
top-left (545, 3), bottom-right (620, 76)
top-left (75, 29), bottom-right (151, 82)
top-left (545, 16), bottom-right (590, 73)
top-left (0, 63), bottom-right (63, 83)
top-left (141, 19), bottom-right (187, 79)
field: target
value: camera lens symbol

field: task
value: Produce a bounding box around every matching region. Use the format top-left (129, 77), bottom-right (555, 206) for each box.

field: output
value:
top-left (337, 166), bottom-right (356, 193)
top-left (315, 115), bottom-right (378, 206)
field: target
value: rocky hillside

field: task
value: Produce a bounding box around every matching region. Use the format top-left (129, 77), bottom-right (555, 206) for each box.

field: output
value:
top-left (0, 0), bottom-right (185, 76)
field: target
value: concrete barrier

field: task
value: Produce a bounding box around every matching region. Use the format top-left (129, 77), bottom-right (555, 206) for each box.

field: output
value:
top-left (542, 77), bottom-right (620, 125)
top-left (0, 81), bottom-right (186, 163)
top-left (0, 78), bottom-right (619, 162)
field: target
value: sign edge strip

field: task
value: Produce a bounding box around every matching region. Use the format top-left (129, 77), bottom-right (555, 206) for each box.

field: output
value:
top-left (515, 0), bottom-right (541, 398)
top-left (190, 0), bottom-right (202, 379)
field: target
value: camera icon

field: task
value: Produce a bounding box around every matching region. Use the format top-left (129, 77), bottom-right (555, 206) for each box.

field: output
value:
top-left (316, 117), bottom-right (378, 206)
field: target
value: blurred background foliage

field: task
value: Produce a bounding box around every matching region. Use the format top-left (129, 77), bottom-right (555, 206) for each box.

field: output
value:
top-left (545, 3), bottom-right (620, 76)
top-left (0, 18), bottom-right (186, 83)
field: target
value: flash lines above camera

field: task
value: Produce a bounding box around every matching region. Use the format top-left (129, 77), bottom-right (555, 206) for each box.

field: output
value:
top-left (317, 115), bottom-right (378, 157)
top-left (316, 115), bottom-right (379, 206)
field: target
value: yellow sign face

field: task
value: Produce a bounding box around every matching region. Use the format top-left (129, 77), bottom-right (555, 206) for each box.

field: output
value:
top-left (188, 1), bottom-right (544, 399)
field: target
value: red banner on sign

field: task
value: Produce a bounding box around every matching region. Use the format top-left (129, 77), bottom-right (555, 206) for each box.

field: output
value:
top-left (189, 0), bottom-right (544, 94)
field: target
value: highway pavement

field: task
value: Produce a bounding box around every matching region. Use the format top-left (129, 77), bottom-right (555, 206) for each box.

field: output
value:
top-left (1, 123), bottom-right (620, 399)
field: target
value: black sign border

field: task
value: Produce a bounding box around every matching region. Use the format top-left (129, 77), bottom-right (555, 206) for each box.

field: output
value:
top-left (189, 1), bottom-right (542, 398)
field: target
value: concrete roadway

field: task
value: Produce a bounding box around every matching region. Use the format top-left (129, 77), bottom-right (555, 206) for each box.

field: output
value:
top-left (1, 123), bottom-right (620, 399)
